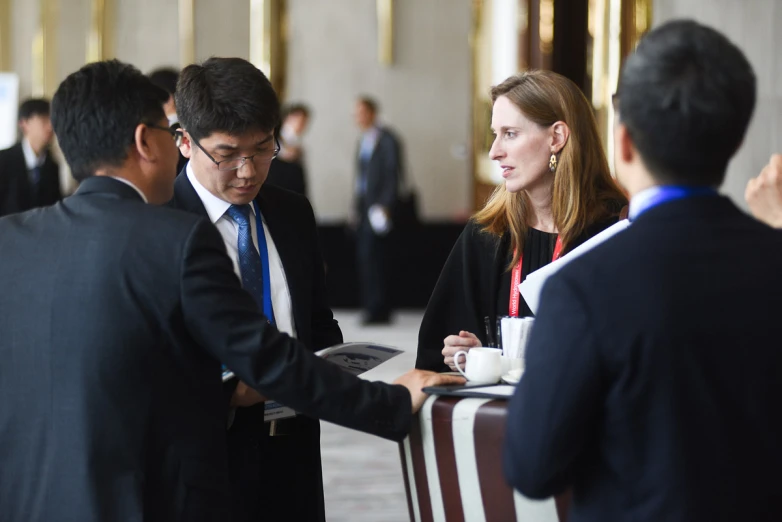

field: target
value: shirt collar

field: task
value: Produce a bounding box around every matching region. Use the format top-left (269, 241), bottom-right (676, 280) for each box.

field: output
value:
top-left (186, 162), bottom-right (256, 224)
top-left (21, 138), bottom-right (46, 170)
top-left (628, 186), bottom-right (665, 221)
top-left (108, 176), bottom-right (148, 203)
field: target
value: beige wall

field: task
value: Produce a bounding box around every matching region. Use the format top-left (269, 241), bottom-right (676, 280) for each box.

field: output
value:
top-left (115, 0), bottom-right (180, 74)
top-left (653, 0), bottom-right (781, 210)
top-left (195, 0), bottom-right (250, 62)
top-left (286, 0), bottom-right (473, 222)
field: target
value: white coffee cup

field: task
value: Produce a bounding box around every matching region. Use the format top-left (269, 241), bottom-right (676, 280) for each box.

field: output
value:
top-left (453, 347), bottom-right (502, 385)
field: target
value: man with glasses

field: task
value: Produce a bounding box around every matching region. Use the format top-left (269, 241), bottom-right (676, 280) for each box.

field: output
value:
top-left (0, 59), bottom-right (461, 522)
top-left (168, 57), bottom-right (338, 522)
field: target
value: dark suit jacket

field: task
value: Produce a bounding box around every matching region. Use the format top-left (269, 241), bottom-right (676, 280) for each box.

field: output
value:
top-left (169, 172), bottom-right (341, 521)
top-left (355, 127), bottom-right (401, 223)
top-left (0, 142), bottom-right (61, 216)
top-left (504, 195), bottom-right (782, 522)
top-left (265, 158), bottom-right (307, 197)
top-left (0, 176), bottom-right (411, 522)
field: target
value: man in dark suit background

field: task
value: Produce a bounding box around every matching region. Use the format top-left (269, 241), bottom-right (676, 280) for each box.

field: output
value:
top-left (0, 98), bottom-right (61, 216)
top-left (148, 67), bottom-right (188, 175)
top-left (0, 59), bottom-right (460, 522)
top-left (504, 20), bottom-right (782, 522)
top-left (170, 58), bottom-right (338, 522)
top-left (353, 96), bottom-right (402, 325)
top-left (265, 103), bottom-right (310, 197)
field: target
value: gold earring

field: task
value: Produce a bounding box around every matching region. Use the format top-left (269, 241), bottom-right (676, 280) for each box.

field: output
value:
top-left (549, 153), bottom-right (558, 173)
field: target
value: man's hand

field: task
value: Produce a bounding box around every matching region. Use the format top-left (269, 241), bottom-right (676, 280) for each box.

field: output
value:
top-left (394, 370), bottom-right (466, 414)
top-left (442, 331), bottom-right (482, 371)
top-left (746, 154), bottom-right (782, 228)
top-left (230, 381), bottom-right (266, 408)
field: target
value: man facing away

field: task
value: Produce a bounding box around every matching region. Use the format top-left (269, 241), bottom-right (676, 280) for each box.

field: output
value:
top-left (0, 59), bottom-right (460, 522)
top-left (504, 19), bottom-right (782, 522)
top-left (169, 57), bottom-right (336, 521)
top-left (0, 98), bottom-right (61, 216)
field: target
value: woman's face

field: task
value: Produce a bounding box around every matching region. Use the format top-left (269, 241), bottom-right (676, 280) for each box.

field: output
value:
top-left (489, 95), bottom-right (552, 194)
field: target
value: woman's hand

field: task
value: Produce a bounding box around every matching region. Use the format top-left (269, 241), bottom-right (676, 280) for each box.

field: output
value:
top-left (442, 331), bottom-right (482, 371)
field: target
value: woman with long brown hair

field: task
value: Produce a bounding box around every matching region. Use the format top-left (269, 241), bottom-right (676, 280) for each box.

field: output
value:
top-left (416, 70), bottom-right (627, 372)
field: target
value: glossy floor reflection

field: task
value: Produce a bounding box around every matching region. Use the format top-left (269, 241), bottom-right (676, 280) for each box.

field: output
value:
top-left (321, 310), bottom-right (424, 522)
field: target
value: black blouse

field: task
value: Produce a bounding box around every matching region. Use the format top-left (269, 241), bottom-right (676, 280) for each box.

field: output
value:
top-left (415, 218), bottom-right (619, 372)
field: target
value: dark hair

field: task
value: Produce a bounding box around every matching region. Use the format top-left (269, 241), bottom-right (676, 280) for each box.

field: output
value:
top-left (357, 96), bottom-right (378, 115)
top-left (18, 98), bottom-right (50, 121)
top-left (282, 103), bottom-right (310, 121)
top-left (147, 67), bottom-right (180, 97)
top-left (51, 60), bottom-right (168, 182)
top-left (617, 19), bottom-right (756, 186)
top-left (176, 57), bottom-right (280, 141)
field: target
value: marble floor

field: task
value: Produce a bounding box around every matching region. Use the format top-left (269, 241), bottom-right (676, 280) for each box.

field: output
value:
top-left (321, 309), bottom-right (424, 522)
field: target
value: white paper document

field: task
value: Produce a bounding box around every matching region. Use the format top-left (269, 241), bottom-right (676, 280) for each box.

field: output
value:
top-left (223, 342), bottom-right (404, 421)
top-left (519, 219), bottom-right (631, 314)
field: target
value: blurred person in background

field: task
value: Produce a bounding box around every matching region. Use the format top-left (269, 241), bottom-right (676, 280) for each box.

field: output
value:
top-left (415, 70), bottom-right (627, 372)
top-left (352, 96), bottom-right (402, 325)
top-left (746, 154), bottom-right (782, 228)
top-left (148, 67), bottom-right (188, 175)
top-left (0, 98), bottom-right (61, 216)
top-left (265, 103), bottom-right (310, 196)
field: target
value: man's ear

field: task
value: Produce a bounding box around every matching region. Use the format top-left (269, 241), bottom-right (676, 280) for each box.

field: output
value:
top-left (133, 123), bottom-right (155, 162)
top-left (179, 130), bottom-right (193, 159)
top-left (550, 121), bottom-right (570, 154)
top-left (615, 123), bottom-right (635, 164)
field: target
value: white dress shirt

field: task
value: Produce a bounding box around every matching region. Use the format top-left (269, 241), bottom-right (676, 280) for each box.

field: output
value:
top-left (628, 186), bottom-right (665, 221)
top-left (109, 176), bottom-right (148, 203)
top-left (186, 164), bottom-right (297, 338)
top-left (21, 137), bottom-right (46, 171)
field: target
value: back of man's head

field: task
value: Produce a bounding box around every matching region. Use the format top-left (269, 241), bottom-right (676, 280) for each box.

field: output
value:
top-left (148, 67), bottom-right (179, 97)
top-left (175, 57), bottom-right (280, 142)
top-left (52, 59), bottom-right (169, 181)
top-left (617, 19), bottom-right (756, 186)
top-left (18, 98), bottom-right (50, 122)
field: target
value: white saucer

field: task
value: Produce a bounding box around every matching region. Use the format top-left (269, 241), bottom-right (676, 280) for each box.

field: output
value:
top-left (501, 368), bottom-right (524, 385)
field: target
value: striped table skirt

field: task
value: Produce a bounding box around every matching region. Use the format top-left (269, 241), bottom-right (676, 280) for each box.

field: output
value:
top-left (399, 395), bottom-right (570, 522)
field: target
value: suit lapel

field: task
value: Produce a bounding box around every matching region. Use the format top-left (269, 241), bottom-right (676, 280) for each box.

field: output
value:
top-left (255, 187), bottom-right (306, 339)
top-left (172, 170), bottom-right (209, 218)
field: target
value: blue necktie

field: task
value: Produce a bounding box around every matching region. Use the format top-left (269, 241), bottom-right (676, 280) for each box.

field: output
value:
top-left (30, 166), bottom-right (41, 185)
top-left (226, 204), bottom-right (265, 312)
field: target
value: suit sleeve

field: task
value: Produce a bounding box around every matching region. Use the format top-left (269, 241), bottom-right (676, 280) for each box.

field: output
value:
top-left (376, 133), bottom-right (400, 210)
top-left (179, 219), bottom-right (411, 441)
top-left (302, 198), bottom-right (343, 350)
top-left (503, 271), bottom-right (604, 498)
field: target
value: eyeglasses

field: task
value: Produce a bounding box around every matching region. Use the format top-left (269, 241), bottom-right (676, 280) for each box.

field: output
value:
top-left (190, 135), bottom-right (280, 172)
top-left (146, 123), bottom-right (184, 147)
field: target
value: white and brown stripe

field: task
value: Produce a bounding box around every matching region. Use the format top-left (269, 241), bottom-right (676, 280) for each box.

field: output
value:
top-left (401, 395), bottom-right (567, 522)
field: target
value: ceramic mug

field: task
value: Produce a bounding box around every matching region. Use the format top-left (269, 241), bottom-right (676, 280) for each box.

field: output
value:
top-left (453, 347), bottom-right (502, 385)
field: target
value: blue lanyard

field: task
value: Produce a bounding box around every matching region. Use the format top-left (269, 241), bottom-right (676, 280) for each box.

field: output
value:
top-left (252, 200), bottom-right (276, 326)
top-left (631, 186), bottom-right (717, 220)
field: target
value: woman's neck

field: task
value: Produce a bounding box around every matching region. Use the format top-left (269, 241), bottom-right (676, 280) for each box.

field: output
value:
top-left (525, 179), bottom-right (557, 233)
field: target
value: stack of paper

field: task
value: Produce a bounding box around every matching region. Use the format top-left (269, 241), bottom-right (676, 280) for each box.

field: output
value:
top-left (519, 219), bottom-right (631, 314)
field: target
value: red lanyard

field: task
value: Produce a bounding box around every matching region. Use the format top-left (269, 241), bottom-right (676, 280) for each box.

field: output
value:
top-left (509, 236), bottom-right (563, 317)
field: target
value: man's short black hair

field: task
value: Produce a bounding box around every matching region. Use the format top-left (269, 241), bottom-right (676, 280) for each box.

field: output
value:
top-left (148, 67), bottom-right (179, 97)
top-left (357, 96), bottom-right (378, 115)
top-left (175, 57), bottom-right (280, 142)
top-left (18, 98), bottom-right (50, 122)
top-left (51, 60), bottom-right (168, 182)
top-left (617, 19), bottom-right (756, 186)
